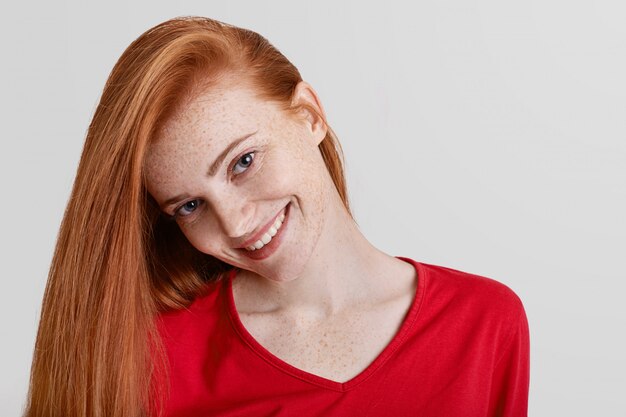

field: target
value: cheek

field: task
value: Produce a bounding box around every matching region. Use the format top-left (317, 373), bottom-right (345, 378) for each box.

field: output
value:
top-left (257, 163), bottom-right (293, 196)
top-left (259, 136), bottom-right (326, 192)
top-left (245, 148), bottom-right (297, 196)
top-left (179, 221), bottom-right (222, 256)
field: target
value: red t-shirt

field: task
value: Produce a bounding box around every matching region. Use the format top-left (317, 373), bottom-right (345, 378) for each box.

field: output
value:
top-left (156, 257), bottom-right (530, 416)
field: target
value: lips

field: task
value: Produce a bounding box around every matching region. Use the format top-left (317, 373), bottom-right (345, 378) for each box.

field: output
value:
top-left (244, 211), bottom-right (285, 251)
top-left (237, 203), bottom-right (290, 260)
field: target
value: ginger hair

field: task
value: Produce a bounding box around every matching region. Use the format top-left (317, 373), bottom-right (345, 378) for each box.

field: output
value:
top-left (25, 16), bottom-right (350, 417)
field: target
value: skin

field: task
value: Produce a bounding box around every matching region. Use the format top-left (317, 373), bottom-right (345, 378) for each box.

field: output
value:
top-left (144, 74), bottom-right (417, 382)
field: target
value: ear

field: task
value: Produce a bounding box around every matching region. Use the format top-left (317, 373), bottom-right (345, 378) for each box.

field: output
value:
top-left (290, 81), bottom-right (328, 146)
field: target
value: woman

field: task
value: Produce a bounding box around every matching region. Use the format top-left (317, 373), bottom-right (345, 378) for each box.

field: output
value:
top-left (26, 16), bottom-right (529, 417)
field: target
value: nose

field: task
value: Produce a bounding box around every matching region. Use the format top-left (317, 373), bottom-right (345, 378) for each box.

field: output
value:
top-left (210, 190), bottom-right (255, 240)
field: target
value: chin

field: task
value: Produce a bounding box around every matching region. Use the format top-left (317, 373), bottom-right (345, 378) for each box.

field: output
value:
top-left (249, 250), bottom-right (312, 283)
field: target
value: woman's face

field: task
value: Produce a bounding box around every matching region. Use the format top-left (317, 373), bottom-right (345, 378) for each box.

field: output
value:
top-left (144, 77), bottom-right (332, 282)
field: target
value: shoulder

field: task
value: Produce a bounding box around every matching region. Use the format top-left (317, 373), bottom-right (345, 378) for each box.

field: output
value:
top-left (408, 260), bottom-right (527, 337)
top-left (409, 260), bottom-right (529, 359)
top-left (156, 275), bottom-right (229, 340)
top-left (421, 261), bottom-right (524, 309)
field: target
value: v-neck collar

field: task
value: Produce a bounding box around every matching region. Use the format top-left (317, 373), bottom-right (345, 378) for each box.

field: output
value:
top-left (225, 256), bottom-right (426, 392)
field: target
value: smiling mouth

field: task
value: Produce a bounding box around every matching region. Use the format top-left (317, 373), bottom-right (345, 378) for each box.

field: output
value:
top-left (236, 203), bottom-right (290, 261)
top-left (244, 210), bottom-right (286, 251)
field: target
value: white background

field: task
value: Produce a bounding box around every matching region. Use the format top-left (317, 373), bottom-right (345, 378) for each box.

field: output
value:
top-left (2, 0), bottom-right (625, 415)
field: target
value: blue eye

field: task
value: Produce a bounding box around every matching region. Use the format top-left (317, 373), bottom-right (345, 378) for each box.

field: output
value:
top-left (175, 199), bottom-right (200, 218)
top-left (233, 152), bottom-right (255, 175)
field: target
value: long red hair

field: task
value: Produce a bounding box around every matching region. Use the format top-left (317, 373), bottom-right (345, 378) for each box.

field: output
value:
top-left (25, 16), bottom-right (350, 417)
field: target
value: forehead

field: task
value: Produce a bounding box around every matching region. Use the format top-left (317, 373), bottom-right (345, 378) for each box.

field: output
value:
top-left (143, 79), bottom-right (286, 193)
top-left (154, 80), bottom-right (269, 150)
top-left (157, 79), bottom-right (273, 147)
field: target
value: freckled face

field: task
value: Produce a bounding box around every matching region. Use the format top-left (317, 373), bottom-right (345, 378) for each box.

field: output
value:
top-left (143, 78), bottom-right (330, 282)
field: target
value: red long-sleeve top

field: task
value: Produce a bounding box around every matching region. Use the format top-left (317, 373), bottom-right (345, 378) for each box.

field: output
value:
top-left (156, 257), bottom-right (530, 416)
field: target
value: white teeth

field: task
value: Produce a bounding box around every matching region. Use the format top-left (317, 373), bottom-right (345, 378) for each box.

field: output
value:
top-left (244, 209), bottom-right (287, 251)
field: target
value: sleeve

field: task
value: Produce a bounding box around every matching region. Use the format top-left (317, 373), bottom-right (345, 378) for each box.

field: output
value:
top-left (488, 295), bottom-right (531, 417)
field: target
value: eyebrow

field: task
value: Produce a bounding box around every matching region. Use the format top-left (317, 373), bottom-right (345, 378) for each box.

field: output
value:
top-left (160, 130), bottom-right (258, 210)
top-left (207, 130), bottom-right (258, 176)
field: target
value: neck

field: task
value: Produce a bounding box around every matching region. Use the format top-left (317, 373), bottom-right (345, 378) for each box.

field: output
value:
top-left (236, 189), bottom-right (408, 318)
